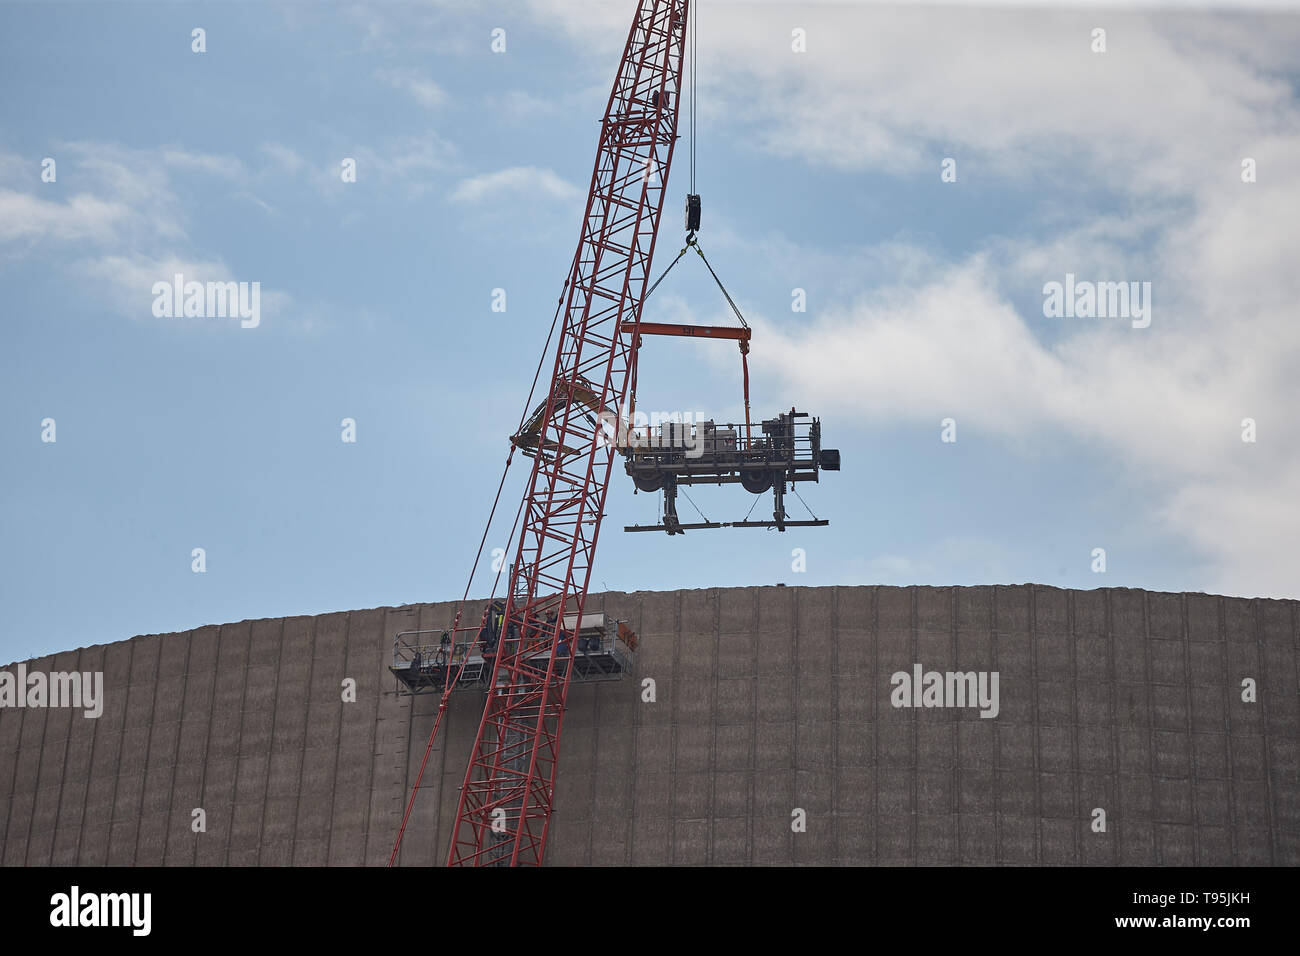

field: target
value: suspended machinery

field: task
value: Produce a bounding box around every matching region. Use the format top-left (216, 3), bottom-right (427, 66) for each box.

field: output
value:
top-left (388, 0), bottom-right (841, 868)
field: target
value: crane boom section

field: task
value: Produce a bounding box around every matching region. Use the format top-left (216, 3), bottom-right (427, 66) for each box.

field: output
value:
top-left (447, 0), bottom-right (689, 867)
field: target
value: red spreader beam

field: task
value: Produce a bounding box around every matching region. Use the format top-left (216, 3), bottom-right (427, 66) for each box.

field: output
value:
top-left (621, 321), bottom-right (751, 342)
top-left (621, 321), bottom-right (754, 442)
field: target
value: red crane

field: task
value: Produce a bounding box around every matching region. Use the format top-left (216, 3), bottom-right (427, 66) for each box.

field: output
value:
top-left (445, 0), bottom-right (690, 867)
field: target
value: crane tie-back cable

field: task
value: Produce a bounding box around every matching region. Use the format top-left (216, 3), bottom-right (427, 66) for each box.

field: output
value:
top-left (454, 278), bottom-right (568, 611)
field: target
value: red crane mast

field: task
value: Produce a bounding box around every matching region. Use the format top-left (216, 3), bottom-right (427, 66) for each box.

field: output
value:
top-left (446, 0), bottom-right (690, 867)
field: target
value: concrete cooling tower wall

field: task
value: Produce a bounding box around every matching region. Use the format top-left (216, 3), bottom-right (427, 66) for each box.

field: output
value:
top-left (0, 585), bottom-right (1296, 866)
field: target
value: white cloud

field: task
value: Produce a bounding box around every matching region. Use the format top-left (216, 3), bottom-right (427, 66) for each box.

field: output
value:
top-left (0, 141), bottom-right (296, 327)
top-left (0, 190), bottom-right (130, 243)
top-left (159, 148), bottom-right (246, 179)
top-left (487, 89), bottom-right (562, 119)
top-left (261, 142), bottom-right (305, 174)
top-left (528, 2), bottom-right (1300, 192)
top-left (374, 66), bottom-right (447, 108)
top-left (448, 166), bottom-right (579, 203)
top-left (80, 253), bottom-right (293, 324)
top-left (256, 136), bottom-right (456, 197)
top-left (1159, 464), bottom-right (1300, 598)
top-left (509, 0), bottom-right (1298, 597)
top-left (749, 201), bottom-right (1300, 596)
top-left (81, 253), bottom-right (231, 315)
top-left (0, 142), bottom-right (191, 246)
top-left (305, 134), bottom-right (456, 197)
top-left (570, 1), bottom-right (1300, 598)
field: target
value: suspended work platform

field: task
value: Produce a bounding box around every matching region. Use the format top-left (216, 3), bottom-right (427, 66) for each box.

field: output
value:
top-left (389, 611), bottom-right (638, 695)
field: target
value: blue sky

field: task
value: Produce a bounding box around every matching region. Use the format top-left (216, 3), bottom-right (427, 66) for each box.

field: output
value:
top-left (2, 1), bottom-right (1299, 663)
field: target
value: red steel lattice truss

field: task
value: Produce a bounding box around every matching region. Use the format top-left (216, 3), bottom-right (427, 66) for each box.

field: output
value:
top-left (447, 0), bottom-right (689, 866)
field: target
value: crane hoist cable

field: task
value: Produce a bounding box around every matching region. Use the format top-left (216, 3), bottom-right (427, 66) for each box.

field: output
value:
top-left (637, 11), bottom-right (763, 447)
top-left (690, 0), bottom-right (697, 195)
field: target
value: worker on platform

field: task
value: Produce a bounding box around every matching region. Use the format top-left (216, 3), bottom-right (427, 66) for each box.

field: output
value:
top-left (548, 609), bottom-right (570, 658)
top-left (480, 600), bottom-right (503, 657)
top-left (435, 631), bottom-right (451, 666)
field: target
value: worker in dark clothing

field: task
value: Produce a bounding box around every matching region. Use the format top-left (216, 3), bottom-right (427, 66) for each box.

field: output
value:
top-left (481, 599), bottom-right (504, 656)
top-left (546, 609), bottom-right (568, 657)
top-left (557, 632), bottom-right (570, 657)
top-left (435, 631), bottom-right (451, 666)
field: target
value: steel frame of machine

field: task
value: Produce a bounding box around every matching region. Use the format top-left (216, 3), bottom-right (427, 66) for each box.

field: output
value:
top-left (621, 408), bottom-right (839, 534)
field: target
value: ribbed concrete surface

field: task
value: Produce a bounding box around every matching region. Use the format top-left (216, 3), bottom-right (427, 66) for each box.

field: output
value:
top-left (0, 585), bottom-right (1296, 866)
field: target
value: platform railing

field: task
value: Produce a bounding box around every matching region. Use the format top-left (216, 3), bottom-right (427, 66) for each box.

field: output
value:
top-left (390, 619), bottom-right (635, 694)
